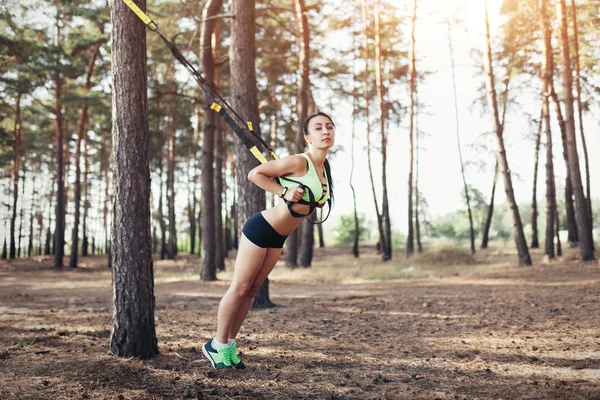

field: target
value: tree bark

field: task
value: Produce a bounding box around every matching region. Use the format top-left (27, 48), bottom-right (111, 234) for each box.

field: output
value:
top-left (558, 0), bottom-right (594, 260)
top-left (200, 0), bottom-right (223, 281)
top-left (70, 43), bottom-right (101, 268)
top-left (539, 0), bottom-right (558, 258)
top-left (230, 0), bottom-right (271, 307)
top-left (53, 4), bottom-right (65, 268)
top-left (82, 120), bottom-right (90, 257)
top-left (530, 107), bottom-right (543, 249)
top-left (375, 0), bottom-right (391, 260)
top-left (109, 0), bottom-right (158, 359)
top-left (447, 17), bottom-right (475, 255)
top-left (9, 92), bottom-right (21, 260)
top-left (350, 22), bottom-right (360, 259)
top-left (18, 166), bottom-right (26, 258)
top-left (165, 69), bottom-right (178, 260)
top-left (483, 2), bottom-right (531, 265)
top-left (213, 17), bottom-right (225, 271)
top-left (361, 0), bottom-right (385, 257)
top-left (570, 0), bottom-right (593, 242)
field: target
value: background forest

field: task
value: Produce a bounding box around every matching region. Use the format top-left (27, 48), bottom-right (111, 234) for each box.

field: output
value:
top-left (1, 0), bottom-right (598, 271)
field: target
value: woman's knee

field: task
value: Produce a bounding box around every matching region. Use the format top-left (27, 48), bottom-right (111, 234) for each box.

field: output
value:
top-left (227, 282), bottom-right (254, 300)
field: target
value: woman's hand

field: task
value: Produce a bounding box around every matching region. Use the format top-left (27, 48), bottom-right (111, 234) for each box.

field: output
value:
top-left (283, 186), bottom-right (305, 203)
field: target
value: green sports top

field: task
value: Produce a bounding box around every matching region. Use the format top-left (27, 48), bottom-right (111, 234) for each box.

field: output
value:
top-left (279, 153), bottom-right (329, 205)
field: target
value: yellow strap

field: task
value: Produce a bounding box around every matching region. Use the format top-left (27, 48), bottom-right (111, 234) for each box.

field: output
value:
top-left (250, 147), bottom-right (268, 164)
top-left (210, 103), bottom-right (222, 112)
top-left (246, 122), bottom-right (253, 131)
top-left (122, 0), bottom-right (158, 30)
top-left (269, 151), bottom-right (279, 160)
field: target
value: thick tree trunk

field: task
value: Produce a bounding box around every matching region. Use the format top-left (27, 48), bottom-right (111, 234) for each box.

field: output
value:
top-left (531, 107), bottom-right (543, 249)
top-left (375, 0), bottom-right (391, 260)
top-left (213, 18), bottom-right (225, 271)
top-left (70, 44), bottom-right (100, 268)
top-left (109, 0), bottom-right (158, 359)
top-left (230, 0), bottom-right (271, 307)
top-left (483, 3), bottom-right (531, 265)
top-left (200, 0), bottom-right (223, 281)
top-left (9, 92), bottom-right (21, 260)
top-left (558, 0), bottom-right (594, 260)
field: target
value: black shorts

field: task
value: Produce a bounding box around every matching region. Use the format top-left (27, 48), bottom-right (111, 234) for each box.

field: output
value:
top-left (242, 212), bottom-right (288, 249)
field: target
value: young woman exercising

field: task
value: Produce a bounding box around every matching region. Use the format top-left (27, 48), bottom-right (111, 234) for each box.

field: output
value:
top-left (202, 111), bottom-right (335, 369)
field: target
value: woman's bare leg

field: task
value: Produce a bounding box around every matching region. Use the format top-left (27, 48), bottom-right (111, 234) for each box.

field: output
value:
top-left (215, 234), bottom-right (267, 344)
top-left (228, 247), bottom-right (283, 340)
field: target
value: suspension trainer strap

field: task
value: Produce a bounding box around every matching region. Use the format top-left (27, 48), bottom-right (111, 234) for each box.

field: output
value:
top-left (121, 0), bottom-right (274, 165)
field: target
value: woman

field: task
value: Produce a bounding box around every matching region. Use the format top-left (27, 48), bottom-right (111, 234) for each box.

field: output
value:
top-left (202, 111), bottom-right (335, 369)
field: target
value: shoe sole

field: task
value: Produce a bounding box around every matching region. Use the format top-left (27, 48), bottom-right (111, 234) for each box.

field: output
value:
top-left (202, 343), bottom-right (218, 369)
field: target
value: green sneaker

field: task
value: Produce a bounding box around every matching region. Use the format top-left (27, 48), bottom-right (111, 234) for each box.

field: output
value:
top-left (202, 339), bottom-right (232, 369)
top-left (229, 342), bottom-right (246, 369)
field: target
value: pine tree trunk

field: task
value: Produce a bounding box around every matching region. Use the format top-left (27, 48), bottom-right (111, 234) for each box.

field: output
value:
top-left (190, 98), bottom-right (201, 256)
top-left (18, 167), bottom-right (26, 258)
top-left (165, 71), bottom-right (178, 260)
top-left (45, 181), bottom-right (53, 256)
top-left (447, 18), bottom-right (475, 255)
top-left (28, 172), bottom-right (36, 258)
top-left (531, 107), bottom-right (543, 249)
top-left (404, 0), bottom-right (414, 256)
top-left (362, 0), bottom-right (384, 256)
top-left (558, 0), bottom-right (594, 261)
top-left (350, 27), bottom-right (360, 258)
top-left (53, 6), bottom-right (65, 268)
top-left (483, 3), bottom-right (531, 265)
top-left (213, 17), bottom-right (225, 271)
top-left (158, 146), bottom-right (168, 260)
top-left (550, 89), bottom-right (578, 244)
top-left (82, 126), bottom-right (90, 257)
top-left (9, 92), bottom-right (21, 260)
top-left (375, 0), bottom-right (391, 260)
top-left (109, 0), bottom-right (158, 359)
top-left (200, 0), bottom-right (223, 280)
top-left (70, 43), bottom-right (100, 267)
top-left (570, 0), bottom-right (593, 243)
top-left (539, 0), bottom-right (558, 258)
top-left (230, 0), bottom-right (270, 307)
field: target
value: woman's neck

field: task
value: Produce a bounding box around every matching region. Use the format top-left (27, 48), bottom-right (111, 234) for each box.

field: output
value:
top-left (306, 149), bottom-right (327, 168)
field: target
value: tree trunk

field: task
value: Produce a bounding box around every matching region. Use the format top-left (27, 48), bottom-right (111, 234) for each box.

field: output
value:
top-left (70, 44), bottom-right (100, 268)
top-left (9, 92), bottom-right (21, 260)
top-left (550, 89), bottom-right (578, 244)
top-left (350, 24), bottom-right (360, 259)
top-left (165, 71), bottom-right (178, 260)
top-left (158, 146), bottom-right (168, 260)
top-left (28, 172), bottom-right (36, 258)
top-left (539, 0), bottom-right (558, 259)
top-left (190, 98), bottom-right (201, 255)
top-left (109, 0), bottom-right (158, 359)
top-left (200, 0), bottom-right (223, 281)
top-left (82, 121), bottom-right (90, 257)
top-left (447, 17), bottom-right (475, 255)
top-left (558, 0), bottom-right (594, 261)
top-left (45, 180), bottom-right (54, 256)
top-left (530, 107), bottom-right (543, 249)
top-left (230, 0), bottom-right (271, 307)
top-left (483, 2), bottom-right (531, 265)
top-left (361, 0), bottom-right (385, 257)
top-left (375, 0), bottom-right (391, 260)
top-left (53, 5), bottom-right (65, 268)
top-left (18, 166), bottom-right (26, 258)
top-left (213, 16), bottom-right (225, 271)
top-left (570, 0), bottom-right (593, 244)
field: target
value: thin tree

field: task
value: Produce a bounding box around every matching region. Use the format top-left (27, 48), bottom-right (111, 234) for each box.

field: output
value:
top-left (53, 2), bottom-right (66, 269)
top-left (570, 0), bottom-right (592, 237)
top-left (530, 107), bottom-right (543, 249)
top-left (483, 1), bottom-right (531, 265)
top-left (108, 0), bottom-right (158, 358)
top-left (70, 42), bottom-right (101, 268)
top-left (200, 0), bottom-right (224, 281)
top-left (362, 0), bottom-right (385, 257)
top-left (165, 66), bottom-right (177, 259)
top-left (9, 92), bottom-right (21, 260)
top-left (447, 16), bottom-right (475, 255)
top-left (557, 0), bottom-right (594, 260)
top-left (350, 9), bottom-right (360, 258)
top-left (230, 0), bottom-right (271, 308)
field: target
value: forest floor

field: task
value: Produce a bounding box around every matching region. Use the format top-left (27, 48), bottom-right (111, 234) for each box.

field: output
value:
top-left (0, 245), bottom-right (599, 400)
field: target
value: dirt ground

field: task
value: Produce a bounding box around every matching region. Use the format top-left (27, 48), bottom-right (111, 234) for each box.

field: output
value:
top-left (0, 245), bottom-right (599, 400)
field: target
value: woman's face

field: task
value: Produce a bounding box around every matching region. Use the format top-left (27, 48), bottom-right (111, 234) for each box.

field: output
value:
top-left (305, 115), bottom-right (335, 150)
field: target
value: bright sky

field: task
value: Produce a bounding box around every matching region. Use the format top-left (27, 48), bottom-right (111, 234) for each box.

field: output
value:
top-left (322, 0), bottom-right (600, 234)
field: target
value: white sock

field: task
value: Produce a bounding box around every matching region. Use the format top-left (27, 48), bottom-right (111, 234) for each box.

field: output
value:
top-left (228, 339), bottom-right (236, 346)
top-left (212, 338), bottom-right (228, 350)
